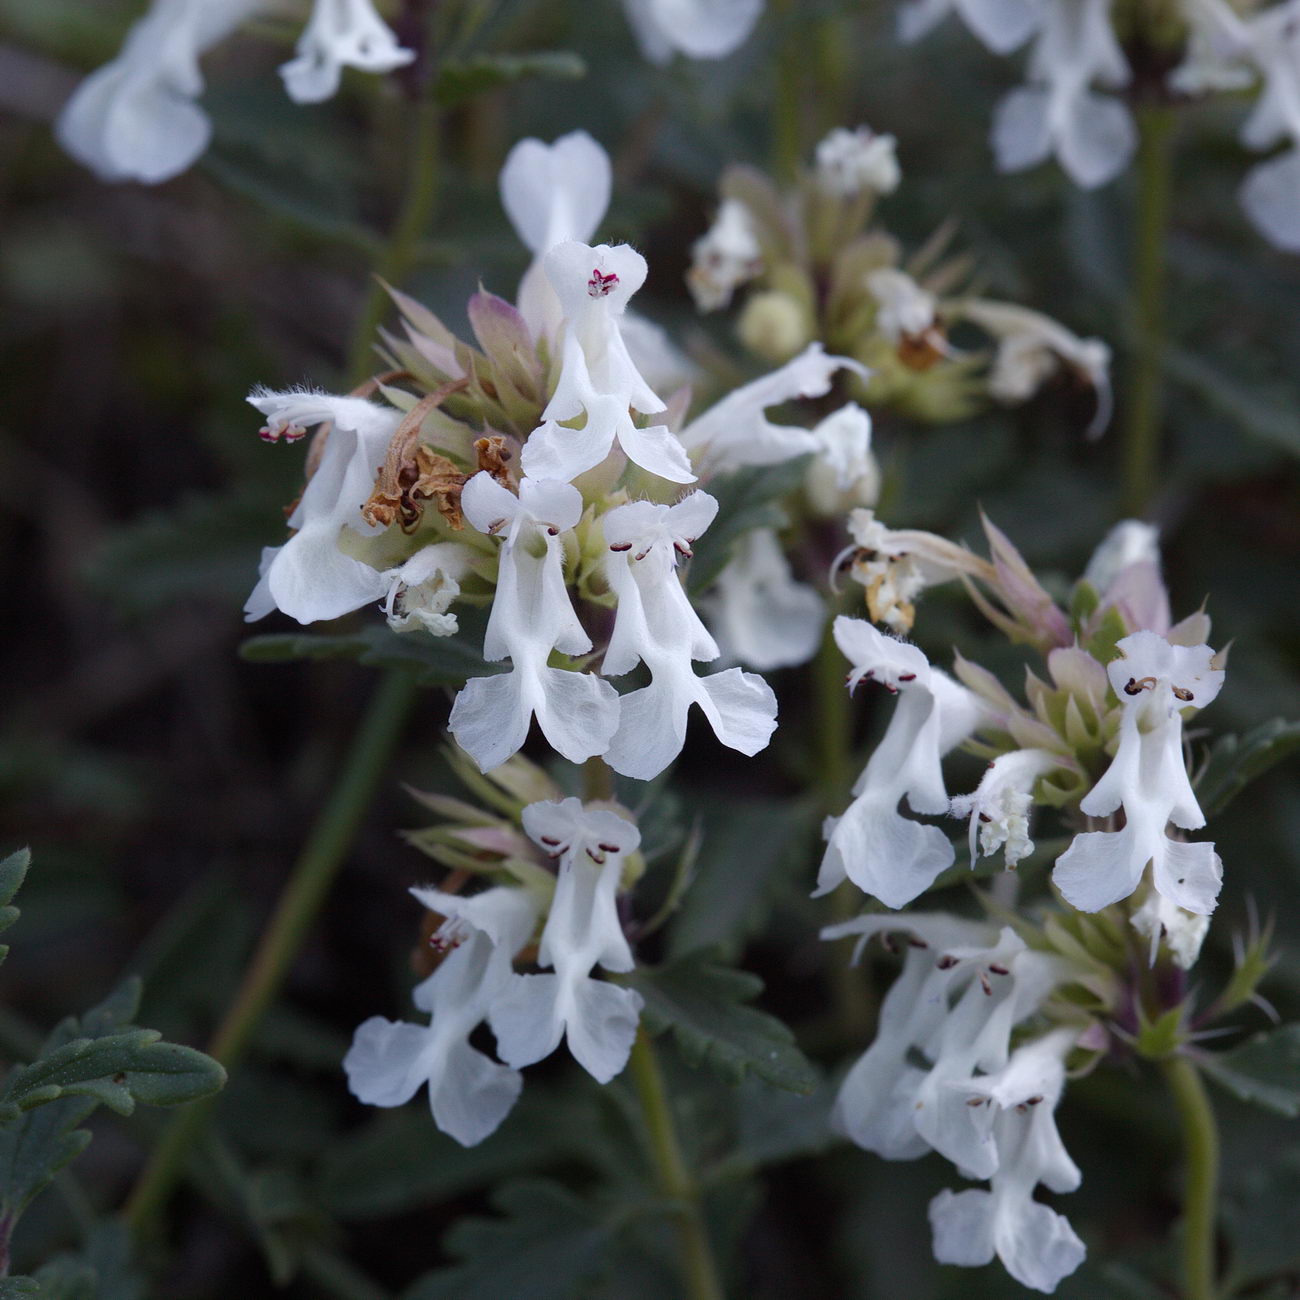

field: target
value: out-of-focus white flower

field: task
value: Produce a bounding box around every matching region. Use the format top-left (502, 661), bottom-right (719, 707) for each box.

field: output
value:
top-left (520, 242), bottom-right (694, 484)
top-left (898, 0), bottom-right (1040, 54)
top-left (866, 268), bottom-right (938, 345)
top-left (678, 344), bottom-right (867, 473)
top-left (381, 542), bottom-right (475, 637)
top-left (704, 527), bottom-right (824, 671)
top-left (280, 0), bottom-right (414, 103)
top-left (929, 1029), bottom-right (1085, 1294)
top-left (815, 617), bottom-right (984, 907)
top-left (952, 748), bottom-right (1061, 869)
top-left (448, 474), bottom-right (620, 771)
top-left (57, 0), bottom-right (260, 184)
top-left (814, 125), bottom-right (902, 196)
top-left (1080, 519), bottom-right (1171, 634)
top-left (622, 0), bottom-right (763, 64)
top-left (687, 198), bottom-right (764, 312)
top-left (956, 299), bottom-right (1113, 437)
top-left (1131, 890), bottom-right (1212, 969)
top-left (1054, 631), bottom-right (1225, 915)
top-left (991, 0), bottom-right (1135, 189)
top-left (491, 799), bottom-right (644, 1083)
top-left (602, 494), bottom-right (779, 778)
top-left (344, 885), bottom-right (538, 1147)
top-left (804, 403), bottom-right (879, 510)
top-left (244, 390), bottom-right (399, 624)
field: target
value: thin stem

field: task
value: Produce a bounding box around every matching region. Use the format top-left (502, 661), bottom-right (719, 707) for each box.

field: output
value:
top-left (345, 93), bottom-right (443, 383)
top-left (627, 1028), bottom-right (725, 1300)
top-left (1122, 103), bottom-right (1176, 519)
top-left (772, 0), bottom-right (802, 183)
top-left (812, 615), bottom-right (872, 1042)
top-left (1160, 1054), bottom-right (1220, 1300)
top-left (124, 671), bottom-right (417, 1237)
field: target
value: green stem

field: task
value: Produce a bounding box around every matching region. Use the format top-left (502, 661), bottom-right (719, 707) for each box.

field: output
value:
top-left (1160, 1054), bottom-right (1220, 1300)
top-left (813, 615), bottom-right (872, 1042)
top-left (628, 1028), bottom-right (725, 1300)
top-left (772, 0), bottom-right (802, 183)
top-left (124, 671), bottom-right (417, 1237)
top-left (345, 93), bottom-right (443, 383)
top-left (1122, 103), bottom-right (1176, 519)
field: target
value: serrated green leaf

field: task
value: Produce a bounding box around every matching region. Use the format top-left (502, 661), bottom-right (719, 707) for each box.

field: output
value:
top-left (1200, 1025), bottom-right (1300, 1117)
top-left (625, 951), bottom-right (817, 1094)
top-left (1196, 718), bottom-right (1300, 818)
top-left (240, 613), bottom-right (502, 687)
top-left (687, 455), bottom-right (813, 594)
top-left (432, 51), bottom-right (586, 109)
top-left (403, 1180), bottom-right (614, 1300)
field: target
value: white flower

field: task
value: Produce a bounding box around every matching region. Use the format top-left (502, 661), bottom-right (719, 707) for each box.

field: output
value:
top-left (56, 0), bottom-right (260, 184)
top-left (991, 0), bottom-right (1136, 189)
top-left (280, 0), bottom-right (414, 104)
top-left (815, 617), bottom-right (984, 907)
top-left (1080, 518), bottom-right (1170, 633)
top-left (601, 493), bottom-right (779, 779)
top-left (803, 403), bottom-right (880, 514)
top-left (343, 885), bottom-right (538, 1147)
top-left (490, 799), bottom-right (644, 1083)
top-left (952, 748), bottom-right (1061, 869)
top-left (519, 242), bottom-right (694, 485)
top-left (703, 528), bottom-right (824, 671)
top-left (1054, 630), bottom-right (1226, 915)
top-left (622, 0), bottom-right (763, 64)
top-left (448, 474), bottom-right (620, 771)
top-left (381, 542), bottom-right (475, 637)
top-left (677, 344), bottom-right (867, 473)
top-left (929, 1029), bottom-right (1085, 1294)
top-left (956, 299), bottom-right (1113, 437)
top-left (1082, 519), bottom-right (1159, 593)
top-left (814, 125), bottom-right (902, 196)
top-left (898, 0), bottom-right (1041, 54)
top-left (866, 268), bottom-right (938, 344)
top-left (499, 130), bottom-right (613, 340)
top-left (1131, 890), bottom-right (1212, 969)
top-left (243, 390), bottom-right (399, 625)
top-left (687, 198), bottom-right (763, 312)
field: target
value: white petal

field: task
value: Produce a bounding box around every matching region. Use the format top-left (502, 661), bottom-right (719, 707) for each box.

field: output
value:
top-left (533, 667), bottom-right (622, 764)
top-left (500, 130), bottom-right (611, 254)
top-left (1056, 91), bottom-right (1137, 189)
top-left (697, 667), bottom-right (779, 756)
top-left (959, 0), bottom-right (1041, 52)
top-left (1240, 150), bottom-right (1300, 252)
top-left (929, 1188), bottom-right (997, 1267)
top-left (1152, 839), bottom-right (1223, 916)
top-left (994, 1199), bottom-right (1087, 1293)
top-left (343, 1017), bottom-right (432, 1107)
top-left (280, 0), bottom-right (415, 104)
top-left (1052, 826), bottom-right (1145, 912)
top-left (429, 1038), bottom-right (523, 1147)
top-left (448, 672), bottom-right (534, 773)
top-left (564, 979), bottom-right (644, 1082)
top-left (991, 86), bottom-right (1053, 173)
top-left (490, 973), bottom-right (566, 1068)
top-left (623, 0), bottom-right (762, 61)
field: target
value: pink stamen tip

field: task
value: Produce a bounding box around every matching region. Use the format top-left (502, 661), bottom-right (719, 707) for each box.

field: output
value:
top-left (587, 268), bottom-right (619, 298)
top-left (258, 427), bottom-right (280, 443)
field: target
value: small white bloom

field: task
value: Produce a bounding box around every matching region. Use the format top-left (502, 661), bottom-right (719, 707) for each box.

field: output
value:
top-left (602, 494), bottom-right (779, 779)
top-left (520, 242), bottom-right (694, 485)
top-left (898, 0), bottom-right (1041, 54)
top-left (381, 542), bottom-right (475, 637)
top-left (991, 0), bottom-right (1135, 189)
top-left (1054, 630), bottom-right (1226, 915)
top-left (929, 1029), bottom-right (1084, 1294)
top-left (244, 390), bottom-right (399, 625)
top-left (803, 403), bottom-right (879, 514)
top-left (956, 299), bottom-right (1113, 437)
top-left (499, 130), bottom-right (613, 340)
top-left (1080, 519), bottom-right (1170, 633)
top-left (815, 618), bottom-right (984, 907)
top-left (814, 125), bottom-right (902, 196)
top-left (56, 0), bottom-right (260, 184)
top-left (622, 0), bottom-right (763, 64)
top-left (448, 474), bottom-right (620, 771)
top-left (1131, 889), bottom-right (1212, 969)
top-left (280, 0), bottom-right (415, 104)
top-left (952, 748), bottom-right (1061, 869)
top-left (704, 527), bottom-right (824, 671)
top-left (1082, 519), bottom-right (1159, 593)
top-left (687, 198), bottom-right (764, 312)
top-left (343, 885), bottom-right (538, 1147)
top-left (866, 268), bottom-right (938, 344)
top-left (678, 344), bottom-right (868, 473)
top-left (491, 798), bottom-right (644, 1083)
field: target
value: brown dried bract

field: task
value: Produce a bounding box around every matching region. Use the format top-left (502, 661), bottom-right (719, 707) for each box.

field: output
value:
top-left (897, 324), bottom-right (948, 371)
top-left (473, 434), bottom-right (516, 488)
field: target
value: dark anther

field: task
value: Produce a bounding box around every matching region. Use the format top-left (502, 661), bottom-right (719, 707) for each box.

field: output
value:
top-left (937, 954), bottom-right (959, 969)
top-left (1172, 686), bottom-right (1194, 702)
top-left (609, 541), bottom-right (633, 552)
top-left (898, 672), bottom-right (916, 682)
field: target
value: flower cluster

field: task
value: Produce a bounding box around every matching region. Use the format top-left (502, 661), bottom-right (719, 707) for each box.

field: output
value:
top-left (687, 125), bottom-right (1112, 432)
top-left (901, 0), bottom-right (1300, 249)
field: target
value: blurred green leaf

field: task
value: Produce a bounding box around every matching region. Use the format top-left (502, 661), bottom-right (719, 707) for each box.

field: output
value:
top-left (1200, 1025), bottom-right (1300, 1117)
top-left (688, 456), bottom-right (813, 594)
top-left (1165, 346), bottom-right (1300, 459)
top-left (403, 1179), bottom-right (614, 1300)
top-left (1223, 1148), bottom-right (1300, 1290)
top-left (433, 52), bottom-right (587, 109)
top-left (1195, 718), bottom-right (1300, 817)
top-left (626, 951), bottom-right (817, 1094)
top-left (0, 1281), bottom-right (40, 1298)
top-left (240, 614), bottom-right (502, 686)
top-left (0, 847), bottom-right (31, 965)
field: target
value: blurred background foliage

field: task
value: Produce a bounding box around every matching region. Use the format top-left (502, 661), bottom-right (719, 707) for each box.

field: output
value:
top-left (0, 0), bottom-right (1298, 1295)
